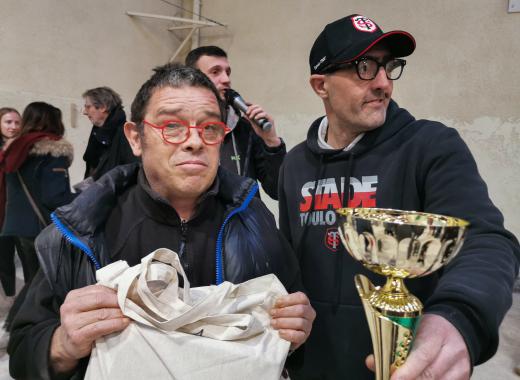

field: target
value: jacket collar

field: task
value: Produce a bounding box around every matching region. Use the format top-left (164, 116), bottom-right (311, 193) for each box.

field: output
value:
top-left (1, 133), bottom-right (62, 173)
top-left (54, 163), bottom-right (258, 237)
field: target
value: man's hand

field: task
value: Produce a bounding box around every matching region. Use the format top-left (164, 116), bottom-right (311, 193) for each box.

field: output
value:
top-left (245, 104), bottom-right (281, 148)
top-left (365, 314), bottom-right (471, 380)
top-left (270, 291), bottom-right (316, 350)
top-left (50, 285), bottom-right (130, 375)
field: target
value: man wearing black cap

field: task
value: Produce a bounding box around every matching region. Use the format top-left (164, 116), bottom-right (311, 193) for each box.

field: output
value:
top-left (278, 14), bottom-right (519, 380)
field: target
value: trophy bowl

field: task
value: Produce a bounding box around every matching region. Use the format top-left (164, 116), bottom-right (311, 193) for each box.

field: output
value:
top-left (336, 208), bottom-right (469, 379)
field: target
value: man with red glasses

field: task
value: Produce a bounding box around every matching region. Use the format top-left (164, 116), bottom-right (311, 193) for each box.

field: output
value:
top-left (186, 46), bottom-right (286, 200)
top-left (279, 14), bottom-right (519, 380)
top-left (8, 63), bottom-right (315, 379)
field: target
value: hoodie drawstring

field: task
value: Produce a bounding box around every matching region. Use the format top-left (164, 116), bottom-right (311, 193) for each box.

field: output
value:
top-left (242, 128), bottom-right (253, 178)
top-left (333, 152), bottom-right (355, 313)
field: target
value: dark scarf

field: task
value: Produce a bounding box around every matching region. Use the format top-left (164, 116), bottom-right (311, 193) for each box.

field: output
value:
top-left (0, 132), bottom-right (60, 228)
top-left (82, 106), bottom-right (126, 174)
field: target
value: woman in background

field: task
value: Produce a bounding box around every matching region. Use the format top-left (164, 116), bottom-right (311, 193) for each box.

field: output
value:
top-left (1, 102), bottom-right (74, 285)
top-left (0, 108), bottom-right (21, 150)
top-left (0, 107), bottom-right (21, 303)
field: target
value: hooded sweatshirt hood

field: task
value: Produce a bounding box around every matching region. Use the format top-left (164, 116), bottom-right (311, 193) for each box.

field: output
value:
top-left (306, 100), bottom-right (416, 160)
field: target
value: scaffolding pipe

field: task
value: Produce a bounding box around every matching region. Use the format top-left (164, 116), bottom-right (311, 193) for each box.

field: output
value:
top-left (169, 27), bottom-right (197, 62)
top-left (126, 11), bottom-right (220, 27)
top-left (191, 0), bottom-right (201, 49)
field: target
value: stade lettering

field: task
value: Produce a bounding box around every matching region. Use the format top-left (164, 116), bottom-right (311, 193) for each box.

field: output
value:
top-left (299, 175), bottom-right (378, 212)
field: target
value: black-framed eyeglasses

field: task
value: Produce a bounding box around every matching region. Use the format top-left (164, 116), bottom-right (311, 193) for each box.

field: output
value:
top-left (324, 57), bottom-right (407, 80)
top-left (143, 119), bottom-right (231, 145)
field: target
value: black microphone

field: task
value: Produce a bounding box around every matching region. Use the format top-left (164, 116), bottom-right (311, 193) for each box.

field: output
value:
top-left (224, 89), bottom-right (272, 131)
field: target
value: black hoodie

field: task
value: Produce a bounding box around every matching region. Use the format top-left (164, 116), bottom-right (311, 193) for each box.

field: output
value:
top-left (279, 100), bottom-right (520, 379)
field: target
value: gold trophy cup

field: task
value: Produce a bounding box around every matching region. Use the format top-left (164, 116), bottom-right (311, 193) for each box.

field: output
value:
top-left (336, 208), bottom-right (469, 380)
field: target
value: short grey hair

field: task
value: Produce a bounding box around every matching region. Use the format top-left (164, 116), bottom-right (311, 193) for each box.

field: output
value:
top-left (82, 87), bottom-right (123, 113)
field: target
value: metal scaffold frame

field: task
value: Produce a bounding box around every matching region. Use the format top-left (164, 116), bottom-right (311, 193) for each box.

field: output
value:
top-left (126, 0), bottom-right (225, 61)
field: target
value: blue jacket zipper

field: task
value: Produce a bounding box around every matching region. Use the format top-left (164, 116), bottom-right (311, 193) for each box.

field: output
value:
top-left (51, 181), bottom-right (258, 280)
top-left (50, 212), bottom-right (101, 270)
top-left (215, 183), bottom-right (258, 285)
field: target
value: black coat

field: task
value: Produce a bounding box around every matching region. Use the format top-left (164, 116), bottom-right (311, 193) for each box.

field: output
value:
top-left (220, 115), bottom-right (286, 200)
top-left (8, 163), bottom-right (302, 380)
top-left (82, 106), bottom-right (138, 180)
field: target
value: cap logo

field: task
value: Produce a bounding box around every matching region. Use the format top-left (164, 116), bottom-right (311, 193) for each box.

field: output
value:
top-left (313, 55), bottom-right (327, 70)
top-left (351, 15), bottom-right (378, 33)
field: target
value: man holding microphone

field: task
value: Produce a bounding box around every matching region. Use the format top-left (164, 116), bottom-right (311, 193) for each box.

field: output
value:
top-left (186, 46), bottom-right (285, 200)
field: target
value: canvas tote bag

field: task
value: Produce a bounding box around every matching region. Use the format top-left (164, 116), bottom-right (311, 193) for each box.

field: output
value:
top-left (85, 248), bottom-right (291, 380)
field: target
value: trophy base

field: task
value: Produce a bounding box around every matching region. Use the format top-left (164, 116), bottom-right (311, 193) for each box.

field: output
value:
top-left (355, 274), bottom-right (421, 380)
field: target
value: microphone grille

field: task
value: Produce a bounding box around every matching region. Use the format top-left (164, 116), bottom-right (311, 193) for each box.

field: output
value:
top-left (224, 88), bottom-right (239, 105)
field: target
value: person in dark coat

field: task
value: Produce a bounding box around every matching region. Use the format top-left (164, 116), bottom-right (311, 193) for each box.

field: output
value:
top-left (0, 102), bottom-right (75, 347)
top-left (1, 102), bottom-right (74, 284)
top-left (186, 46), bottom-right (286, 200)
top-left (8, 64), bottom-right (315, 380)
top-left (81, 86), bottom-right (138, 181)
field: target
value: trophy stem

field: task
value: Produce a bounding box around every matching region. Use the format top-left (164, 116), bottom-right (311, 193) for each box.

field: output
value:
top-left (381, 276), bottom-right (409, 297)
top-left (355, 274), bottom-right (422, 380)
top-left (379, 276), bottom-right (421, 316)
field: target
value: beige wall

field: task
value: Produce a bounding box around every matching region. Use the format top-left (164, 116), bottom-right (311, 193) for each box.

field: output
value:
top-left (1, 1), bottom-right (518, 239)
top-left (0, 0), bottom-right (181, 184)
top-left (193, 0), bottom-right (520, 237)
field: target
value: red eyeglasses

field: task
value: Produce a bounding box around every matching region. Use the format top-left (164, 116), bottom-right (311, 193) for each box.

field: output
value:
top-left (143, 119), bottom-right (231, 145)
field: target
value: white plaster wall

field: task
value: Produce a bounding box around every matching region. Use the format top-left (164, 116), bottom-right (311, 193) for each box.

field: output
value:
top-left (1, 1), bottom-right (518, 239)
top-left (0, 0), bottom-right (185, 185)
top-left (193, 0), bottom-right (520, 238)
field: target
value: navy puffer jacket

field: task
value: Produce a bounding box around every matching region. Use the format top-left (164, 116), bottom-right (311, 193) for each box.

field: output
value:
top-left (8, 163), bottom-right (302, 379)
top-left (2, 138), bottom-right (74, 237)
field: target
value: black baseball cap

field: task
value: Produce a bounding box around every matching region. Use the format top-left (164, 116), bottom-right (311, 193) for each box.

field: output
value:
top-left (309, 14), bottom-right (416, 74)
